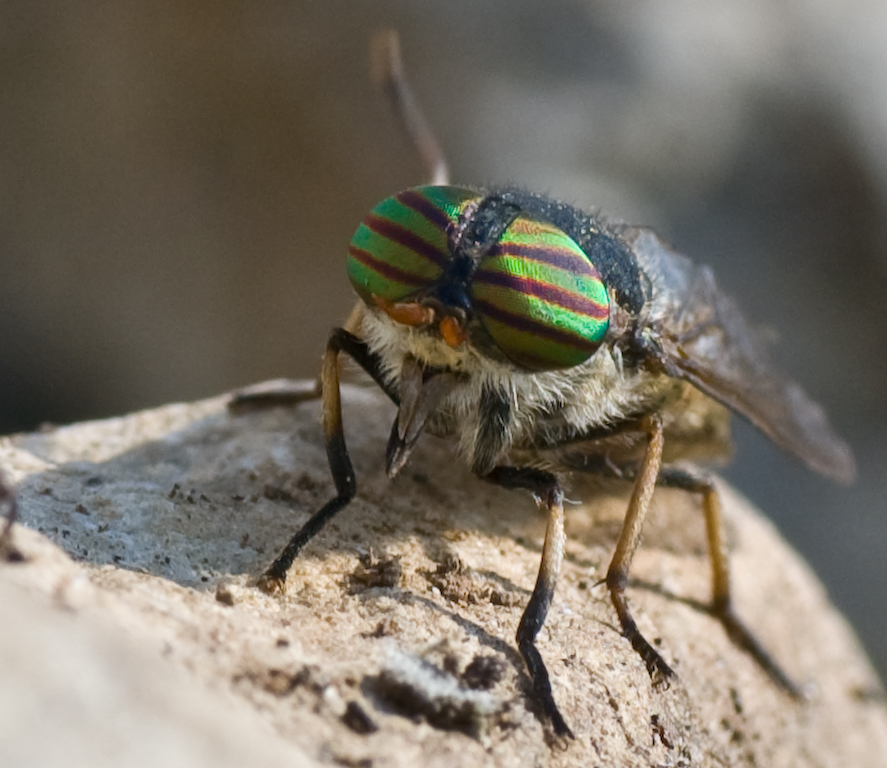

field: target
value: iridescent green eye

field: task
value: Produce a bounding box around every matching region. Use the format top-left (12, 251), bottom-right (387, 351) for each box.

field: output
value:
top-left (347, 186), bottom-right (478, 303)
top-left (471, 216), bottom-right (610, 370)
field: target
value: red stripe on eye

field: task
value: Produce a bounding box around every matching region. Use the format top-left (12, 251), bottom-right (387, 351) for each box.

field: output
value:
top-left (364, 214), bottom-right (450, 270)
top-left (494, 242), bottom-right (592, 274)
top-left (396, 189), bottom-right (453, 231)
top-left (348, 245), bottom-right (429, 288)
top-left (472, 269), bottom-right (609, 320)
top-left (473, 298), bottom-right (603, 352)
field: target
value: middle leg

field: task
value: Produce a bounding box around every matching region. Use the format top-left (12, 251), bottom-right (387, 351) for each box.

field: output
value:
top-left (602, 414), bottom-right (676, 685)
top-left (565, 441), bottom-right (800, 695)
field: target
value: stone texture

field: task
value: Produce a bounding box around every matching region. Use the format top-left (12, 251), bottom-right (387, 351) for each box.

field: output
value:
top-left (1, 383), bottom-right (885, 767)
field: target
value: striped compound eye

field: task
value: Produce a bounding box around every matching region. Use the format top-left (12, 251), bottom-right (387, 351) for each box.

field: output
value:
top-left (470, 215), bottom-right (610, 370)
top-left (347, 186), bottom-right (479, 303)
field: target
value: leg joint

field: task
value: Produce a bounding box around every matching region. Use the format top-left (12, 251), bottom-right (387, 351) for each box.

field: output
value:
top-left (485, 466), bottom-right (559, 498)
top-left (606, 567), bottom-right (628, 594)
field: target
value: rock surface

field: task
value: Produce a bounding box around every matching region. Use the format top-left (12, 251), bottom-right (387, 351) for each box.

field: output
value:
top-left (1, 383), bottom-right (885, 767)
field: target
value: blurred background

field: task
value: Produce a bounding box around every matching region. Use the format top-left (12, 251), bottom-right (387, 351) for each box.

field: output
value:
top-left (0, 2), bottom-right (884, 682)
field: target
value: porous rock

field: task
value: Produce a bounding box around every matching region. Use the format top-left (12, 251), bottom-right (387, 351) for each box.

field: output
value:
top-left (0, 383), bottom-right (884, 767)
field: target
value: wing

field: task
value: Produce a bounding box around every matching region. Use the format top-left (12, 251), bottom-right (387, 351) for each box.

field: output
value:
top-left (620, 226), bottom-right (856, 484)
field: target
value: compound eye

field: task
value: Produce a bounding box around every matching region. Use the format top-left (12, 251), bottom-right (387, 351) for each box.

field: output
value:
top-left (347, 186), bottom-right (478, 304)
top-left (470, 216), bottom-right (610, 370)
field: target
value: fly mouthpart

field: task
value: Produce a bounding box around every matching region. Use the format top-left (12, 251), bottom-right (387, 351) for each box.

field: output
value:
top-left (386, 357), bottom-right (459, 478)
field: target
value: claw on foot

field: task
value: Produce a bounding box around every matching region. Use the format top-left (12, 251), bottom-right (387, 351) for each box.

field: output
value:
top-left (257, 573), bottom-right (287, 595)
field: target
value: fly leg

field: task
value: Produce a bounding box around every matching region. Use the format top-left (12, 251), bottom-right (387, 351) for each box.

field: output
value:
top-left (604, 414), bottom-right (676, 686)
top-left (228, 378), bottom-right (322, 412)
top-left (657, 466), bottom-right (802, 697)
top-left (257, 328), bottom-right (391, 591)
top-left (486, 466), bottom-right (574, 740)
top-left (570, 444), bottom-right (801, 695)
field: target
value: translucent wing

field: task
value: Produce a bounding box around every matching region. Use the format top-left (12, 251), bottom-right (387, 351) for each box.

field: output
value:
top-left (621, 226), bottom-right (856, 483)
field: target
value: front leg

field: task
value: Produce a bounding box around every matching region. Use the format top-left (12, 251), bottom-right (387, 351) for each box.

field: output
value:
top-left (486, 466), bottom-right (574, 741)
top-left (257, 328), bottom-right (388, 591)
